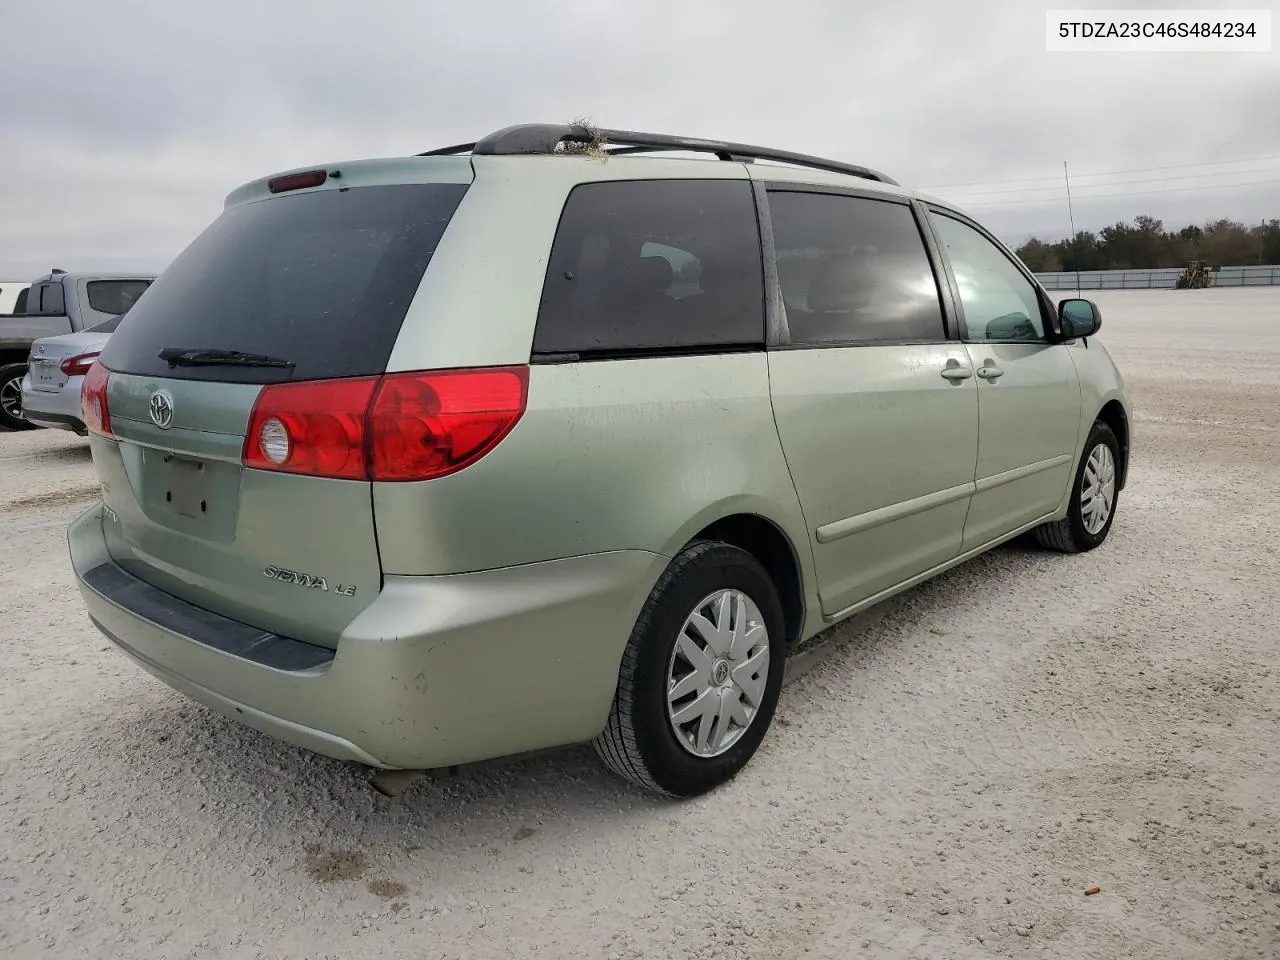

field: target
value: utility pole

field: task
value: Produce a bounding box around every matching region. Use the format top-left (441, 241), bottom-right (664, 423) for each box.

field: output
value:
top-left (1064, 161), bottom-right (1082, 296)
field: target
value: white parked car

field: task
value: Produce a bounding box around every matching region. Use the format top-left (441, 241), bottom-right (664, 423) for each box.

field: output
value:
top-left (21, 314), bottom-right (122, 434)
top-left (0, 282), bottom-right (31, 314)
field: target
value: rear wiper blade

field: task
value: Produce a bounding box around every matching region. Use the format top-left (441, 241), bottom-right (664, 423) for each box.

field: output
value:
top-left (159, 347), bottom-right (295, 368)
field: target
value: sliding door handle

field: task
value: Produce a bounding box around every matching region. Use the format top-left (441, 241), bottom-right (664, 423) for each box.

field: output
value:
top-left (940, 361), bottom-right (973, 382)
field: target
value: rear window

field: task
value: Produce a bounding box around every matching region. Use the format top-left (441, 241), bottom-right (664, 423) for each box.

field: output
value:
top-left (101, 183), bottom-right (469, 383)
top-left (86, 279), bottom-right (152, 316)
top-left (533, 180), bottom-right (764, 356)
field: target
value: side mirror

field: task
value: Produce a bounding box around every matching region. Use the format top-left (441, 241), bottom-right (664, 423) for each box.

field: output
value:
top-left (1058, 298), bottom-right (1101, 339)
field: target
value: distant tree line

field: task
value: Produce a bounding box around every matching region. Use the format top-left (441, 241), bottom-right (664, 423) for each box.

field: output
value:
top-left (1014, 216), bottom-right (1280, 272)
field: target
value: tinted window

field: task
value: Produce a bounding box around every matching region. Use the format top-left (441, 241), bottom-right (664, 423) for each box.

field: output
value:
top-left (86, 279), bottom-right (152, 316)
top-left (768, 192), bottom-right (945, 344)
top-left (101, 183), bottom-right (469, 383)
top-left (931, 214), bottom-right (1045, 341)
top-left (38, 282), bottom-right (66, 316)
top-left (534, 180), bottom-right (764, 355)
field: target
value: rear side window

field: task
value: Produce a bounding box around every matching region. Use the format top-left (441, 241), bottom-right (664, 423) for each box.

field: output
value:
top-left (768, 191), bottom-right (945, 345)
top-left (86, 279), bottom-right (152, 316)
top-left (534, 180), bottom-right (764, 356)
top-left (101, 183), bottom-right (469, 383)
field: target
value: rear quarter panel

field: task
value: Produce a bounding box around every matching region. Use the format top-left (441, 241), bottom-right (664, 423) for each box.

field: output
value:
top-left (373, 352), bottom-right (821, 631)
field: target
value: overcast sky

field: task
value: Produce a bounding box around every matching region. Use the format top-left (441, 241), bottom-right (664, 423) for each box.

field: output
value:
top-left (1, 0), bottom-right (1277, 279)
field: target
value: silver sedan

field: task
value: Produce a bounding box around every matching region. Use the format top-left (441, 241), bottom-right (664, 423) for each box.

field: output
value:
top-left (20, 316), bottom-right (119, 434)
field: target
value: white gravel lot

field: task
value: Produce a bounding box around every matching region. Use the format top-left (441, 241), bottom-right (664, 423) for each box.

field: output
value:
top-left (2, 288), bottom-right (1279, 960)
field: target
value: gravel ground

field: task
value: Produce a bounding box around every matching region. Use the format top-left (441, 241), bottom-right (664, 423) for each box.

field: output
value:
top-left (2, 288), bottom-right (1279, 960)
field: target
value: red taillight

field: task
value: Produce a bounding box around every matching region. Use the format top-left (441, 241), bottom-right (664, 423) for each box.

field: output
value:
top-left (60, 351), bottom-right (100, 377)
top-left (368, 367), bottom-right (529, 481)
top-left (82, 360), bottom-right (113, 436)
top-left (241, 367), bottom-right (528, 482)
top-left (267, 170), bottom-right (328, 193)
top-left (243, 376), bottom-right (378, 480)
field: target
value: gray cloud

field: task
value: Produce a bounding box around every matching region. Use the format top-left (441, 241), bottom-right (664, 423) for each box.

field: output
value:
top-left (2, 0), bottom-right (1277, 277)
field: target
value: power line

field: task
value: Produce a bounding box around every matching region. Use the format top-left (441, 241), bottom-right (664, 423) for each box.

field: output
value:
top-left (917, 153), bottom-right (1280, 191)
top-left (1073, 154), bottom-right (1280, 179)
top-left (932, 164), bottom-right (1280, 200)
top-left (922, 154), bottom-right (1280, 189)
top-left (961, 177), bottom-right (1280, 208)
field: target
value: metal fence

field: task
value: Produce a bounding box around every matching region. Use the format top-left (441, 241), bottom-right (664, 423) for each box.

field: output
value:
top-left (1035, 264), bottom-right (1280, 290)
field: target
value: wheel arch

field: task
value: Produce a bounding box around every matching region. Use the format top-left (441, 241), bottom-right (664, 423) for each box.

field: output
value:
top-left (677, 508), bottom-right (811, 650)
top-left (1095, 399), bottom-right (1130, 490)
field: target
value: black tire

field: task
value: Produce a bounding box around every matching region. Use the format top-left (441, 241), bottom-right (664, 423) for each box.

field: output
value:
top-left (0, 362), bottom-right (38, 431)
top-left (593, 540), bottom-right (787, 797)
top-left (1034, 420), bottom-right (1120, 553)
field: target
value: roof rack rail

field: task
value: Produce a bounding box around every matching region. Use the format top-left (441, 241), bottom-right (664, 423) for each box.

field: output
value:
top-left (416, 124), bottom-right (898, 186)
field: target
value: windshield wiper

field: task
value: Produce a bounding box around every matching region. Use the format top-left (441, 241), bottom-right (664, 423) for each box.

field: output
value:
top-left (159, 347), bottom-right (295, 369)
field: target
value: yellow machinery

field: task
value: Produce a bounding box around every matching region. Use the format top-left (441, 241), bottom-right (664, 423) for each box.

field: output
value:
top-left (1175, 261), bottom-right (1217, 289)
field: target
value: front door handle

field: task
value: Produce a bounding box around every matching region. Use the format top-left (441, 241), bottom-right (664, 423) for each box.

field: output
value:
top-left (940, 361), bottom-right (973, 382)
top-left (976, 362), bottom-right (1005, 381)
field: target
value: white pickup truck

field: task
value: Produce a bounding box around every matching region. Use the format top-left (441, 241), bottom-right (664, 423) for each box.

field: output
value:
top-left (0, 269), bottom-right (154, 430)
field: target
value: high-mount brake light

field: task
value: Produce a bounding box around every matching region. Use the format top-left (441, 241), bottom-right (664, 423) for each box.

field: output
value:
top-left (241, 367), bottom-right (529, 482)
top-left (60, 352), bottom-right (100, 377)
top-left (267, 170), bottom-right (328, 194)
top-left (81, 360), bottom-right (113, 436)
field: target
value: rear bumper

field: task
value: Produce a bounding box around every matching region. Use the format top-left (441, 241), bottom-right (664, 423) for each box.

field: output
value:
top-left (22, 374), bottom-right (85, 433)
top-left (69, 505), bottom-right (665, 769)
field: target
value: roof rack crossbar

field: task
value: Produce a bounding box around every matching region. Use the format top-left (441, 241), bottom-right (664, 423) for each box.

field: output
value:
top-left (416, 124), bottom-right (898, 186)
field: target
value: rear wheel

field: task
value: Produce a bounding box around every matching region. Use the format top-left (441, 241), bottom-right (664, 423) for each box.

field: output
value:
top-left (1034, 420), bottom-right (1119, 553)
top-left (0, 363), bottom-right (38, 431)
top-left (594, 540), bottom-right (786, 797)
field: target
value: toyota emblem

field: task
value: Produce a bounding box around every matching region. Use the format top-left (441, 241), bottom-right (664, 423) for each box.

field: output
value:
top-left (149, 389), bottom-right (175, 429)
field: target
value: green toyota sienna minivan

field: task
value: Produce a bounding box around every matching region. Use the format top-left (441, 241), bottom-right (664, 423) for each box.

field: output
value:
top-left (68, 124), bottom-right (1131, 797)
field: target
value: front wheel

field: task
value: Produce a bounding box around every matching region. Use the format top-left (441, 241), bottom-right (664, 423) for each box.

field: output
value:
top-left (1034, 420), bottom-right (1120, 553)
top-left (593, 540), bottom-right (787, 797)
top-left (0, 363), bottom-right (38, 431)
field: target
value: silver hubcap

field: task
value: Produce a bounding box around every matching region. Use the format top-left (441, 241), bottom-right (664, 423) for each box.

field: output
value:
top-left (0, 374), bottom-right (23, 421)
top-left (1080, 442), bottom-right (1116, 535)
top-left (666, 589), bottom-right (771, 758)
